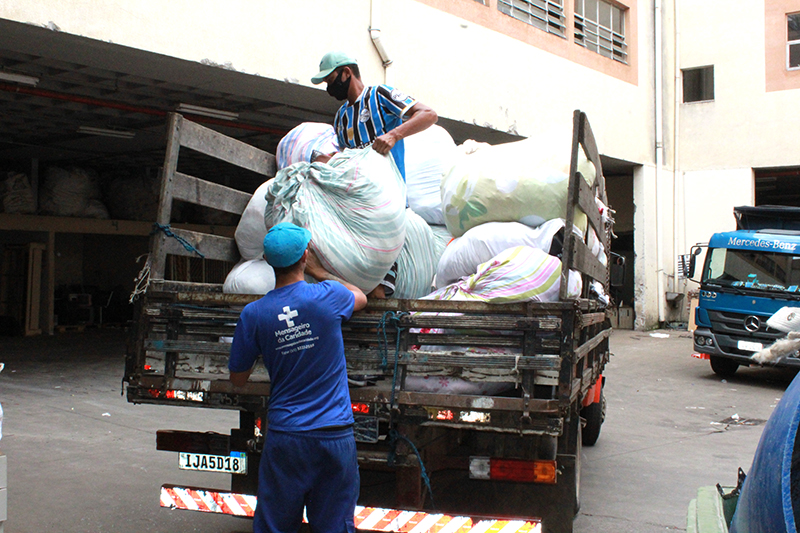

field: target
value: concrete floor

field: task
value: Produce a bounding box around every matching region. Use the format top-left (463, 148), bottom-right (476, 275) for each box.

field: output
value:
top-left (0, 327), bottom-right (795, 533)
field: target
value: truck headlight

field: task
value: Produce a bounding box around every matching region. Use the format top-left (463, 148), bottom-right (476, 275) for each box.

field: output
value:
top-left (696, 336), bottom-right (706, 346)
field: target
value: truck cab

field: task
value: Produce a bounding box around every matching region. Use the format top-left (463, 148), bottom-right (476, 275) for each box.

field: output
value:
top-left (691, 206), bottom-right (800, 377)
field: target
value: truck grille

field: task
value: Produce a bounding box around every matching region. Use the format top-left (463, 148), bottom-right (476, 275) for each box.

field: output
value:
top-left (707, 310), bottom-right (783, 356)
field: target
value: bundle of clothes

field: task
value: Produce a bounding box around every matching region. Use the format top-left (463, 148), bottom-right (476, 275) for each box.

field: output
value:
top-left (226, 120), bottom-right (611, 305)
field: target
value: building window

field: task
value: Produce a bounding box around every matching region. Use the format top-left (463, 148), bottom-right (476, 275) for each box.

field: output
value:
top-left (498, 0), bottom-right (566, 38)
top-left (789, 13), bottom-right (800, 70)
top-left (574, 0), bottom-right (627, 63)
top-left (683, 66), bottom-right (714, 103)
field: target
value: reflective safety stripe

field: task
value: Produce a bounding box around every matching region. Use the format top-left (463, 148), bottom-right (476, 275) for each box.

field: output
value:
top-left (160, 486), bottom-right (542, 533)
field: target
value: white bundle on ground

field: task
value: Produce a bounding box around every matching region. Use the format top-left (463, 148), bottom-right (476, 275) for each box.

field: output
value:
top-left (394, 210), bottom-right (443, 299)
top-left (426, 245), bottom-right (581, 304)
top-left (276, 123), bottom-right (340, 170)
top-left (265, 148), bottom-right (407, 293)
top-left (40, 166), bottom-right (109, 218)
top-left (435, 219), bottom-right (579, 289)
top-left (403, 125), bottom-right (457, 225)
top-left (223, 258), bottom-right (276, 295)
top-left (234, 180), bottom-right (272, 260)
top-left (1, 171), bottom-right (36, 214)
top-left (441, 125), bottom-right (596, 238)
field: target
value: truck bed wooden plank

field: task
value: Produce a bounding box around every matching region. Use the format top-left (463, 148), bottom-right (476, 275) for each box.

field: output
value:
top-left (570, 236), bottom-right (608, 283)
top-left (178, 116), bottom-right (277, 177)
top-left (172, 171), bottom-right (253, 215)
top-left (161, 227), bottom-right (239, 262)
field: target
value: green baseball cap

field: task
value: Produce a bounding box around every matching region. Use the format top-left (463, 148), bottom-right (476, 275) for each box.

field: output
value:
top-left (311, 51), bottom-right (358, 84)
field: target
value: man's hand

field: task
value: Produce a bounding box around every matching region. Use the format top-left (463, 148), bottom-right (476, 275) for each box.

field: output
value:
top-left (372, 130), bottom-right (400, 155)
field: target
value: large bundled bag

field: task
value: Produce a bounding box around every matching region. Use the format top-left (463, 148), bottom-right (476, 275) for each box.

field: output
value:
top-left (276, 123), bottom-right (339, 170)
top-left (265, 148), bottom-right (407, 293)
top-left (1, 172), bottom-right (36, 214)
top-left (234, 180), bottom-right (272, 260)
top-left (435, 219), bottom-right (580, 289)
top-left (403, 125), bottom-right (457, 225)
top-left (223, 258), bottom-right (276, 295)
top-left (394, 210), bottom-right (444, 299)
top-left (441, 126), bottom-right (596, 238)
top-left (40, 166), bottom-right (109, 218)
top-left (426, 245), bottom-right (581, 304)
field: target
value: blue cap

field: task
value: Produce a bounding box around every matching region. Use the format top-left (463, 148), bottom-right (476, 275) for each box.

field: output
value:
top-left (263, 222), bottom-right (312, 268)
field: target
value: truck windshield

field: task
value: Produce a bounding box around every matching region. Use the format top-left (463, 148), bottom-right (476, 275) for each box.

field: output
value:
top-left (704, 248), bottom-right (800, 292)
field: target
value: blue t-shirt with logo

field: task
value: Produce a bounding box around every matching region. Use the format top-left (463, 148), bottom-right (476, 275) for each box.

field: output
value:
top-left (333, 84), bottom-right (417, 180)
top-left (229, 280), bottom-right (355, 431)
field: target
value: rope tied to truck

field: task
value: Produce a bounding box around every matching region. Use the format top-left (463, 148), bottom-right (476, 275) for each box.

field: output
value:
top-left (151, 223), bottom-right (206, 258)
top-left (377, 310), bottom-right (436, 507)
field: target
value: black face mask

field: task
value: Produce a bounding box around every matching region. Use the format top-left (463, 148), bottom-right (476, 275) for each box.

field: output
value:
top-left (326, 70), bottom-right (351, 101)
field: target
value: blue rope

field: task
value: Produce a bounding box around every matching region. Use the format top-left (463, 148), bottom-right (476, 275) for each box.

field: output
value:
top-left (376, 310), bottom-right (435, 507)
top-left (152, 223), bottom-right (205, 258)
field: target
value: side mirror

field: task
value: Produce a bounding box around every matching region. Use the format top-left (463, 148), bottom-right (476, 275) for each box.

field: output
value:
top-left (610, 253), bottom-right (626, 287)
top-left (688, 246), bottom-right (703, 279)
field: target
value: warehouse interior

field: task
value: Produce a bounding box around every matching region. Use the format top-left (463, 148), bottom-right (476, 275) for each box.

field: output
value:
top-left (0, 18), bottom-right (634, 336)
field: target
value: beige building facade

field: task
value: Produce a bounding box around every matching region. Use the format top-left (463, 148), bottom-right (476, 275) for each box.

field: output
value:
top-left (1, 0), bottom-right (799, 330)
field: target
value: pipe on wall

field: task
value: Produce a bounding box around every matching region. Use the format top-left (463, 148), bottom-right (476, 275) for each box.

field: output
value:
top-left (370, 0), bottom-right (393, 85)
top-left (655, 0), bottom-right (667, 324)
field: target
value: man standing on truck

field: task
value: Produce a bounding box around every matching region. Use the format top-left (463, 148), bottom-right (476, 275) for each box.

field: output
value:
top-left (311, 51), bottom-right (438, 297)
top-left (228, 222), bottom-right (368, 533)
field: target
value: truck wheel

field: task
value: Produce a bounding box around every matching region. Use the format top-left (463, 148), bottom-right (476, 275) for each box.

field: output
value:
top-left (581, 391), bottom-right (605, 446)
top-left (710, 356), bottom-right (739, 378)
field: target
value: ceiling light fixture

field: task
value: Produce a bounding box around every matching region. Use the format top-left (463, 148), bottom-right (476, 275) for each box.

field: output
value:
top-left (0, 71), bottom-right (40, 86)
top-left (176, 103), bottom-right (239, 121)
top-left (77, 126), bottom-right (136, 139)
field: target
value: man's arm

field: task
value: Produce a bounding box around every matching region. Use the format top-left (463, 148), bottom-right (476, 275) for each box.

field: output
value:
top-left (372, 102), bottom-right (438, 155)
top-left (305, 250), bottom-right (368, 311)
top-left (230, 368), bottom-right (254, 388)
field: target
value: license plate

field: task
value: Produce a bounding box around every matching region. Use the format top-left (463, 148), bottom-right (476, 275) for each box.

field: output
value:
top-left (354, 415), bottom-right (379, 444)
top-left (737, 340), bottom-right (763, 352)
top-left (179, 452), bottom-right (247, 474)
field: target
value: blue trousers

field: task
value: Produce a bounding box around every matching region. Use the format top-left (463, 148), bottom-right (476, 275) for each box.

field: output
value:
top-left (254, 428), bottom-right (359, 533)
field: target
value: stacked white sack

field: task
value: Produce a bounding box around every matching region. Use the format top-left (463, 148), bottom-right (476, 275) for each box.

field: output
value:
top-left (276, 123), bottom-right (340, 170)
top-left (234, 180), bottom-right (272, 261)
top-left (435, 219), bottom-right (581, 289)
top-left (223, 258), bottom-right (276, 295)
top-left (403, 125), bottom-right (457, 225)
top-left (394, 210), bottom-right (446, 300)
top-left (426, 245), bottom-right (581, 304)
top-left (40, 166), bottom-right (109, 219)
top-left (265, 148), bottom-right (407, 293)
top-left (441, 125), bottom-right (596, 238)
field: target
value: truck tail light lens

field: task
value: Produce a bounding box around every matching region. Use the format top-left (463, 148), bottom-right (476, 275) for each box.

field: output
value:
top-left (469, 457), bottom-right (557, 484)
top-left (352, 402), bottom-right (370, 414)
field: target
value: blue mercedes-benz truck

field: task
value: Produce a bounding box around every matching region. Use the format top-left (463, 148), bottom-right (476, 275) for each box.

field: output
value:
top-left (689, 206), bottom-right (800, 377)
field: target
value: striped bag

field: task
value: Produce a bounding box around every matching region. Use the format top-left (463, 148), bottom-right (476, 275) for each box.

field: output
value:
top-left (265, 147), bottom-right (407, 293)
top-left (426, 245), bottom-right (581, 303)
top-left (394, 210), bottom-right (445, 299)
top-left (276, 122), bottom-right (339, 170)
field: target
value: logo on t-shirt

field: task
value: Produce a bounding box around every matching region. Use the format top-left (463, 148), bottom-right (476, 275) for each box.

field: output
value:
top-left (278, 306), bottom-right (298, 327)
top-left (359, 107), bottom-right (370, 123)
top-left (391, 89), bottom-right (407, 102)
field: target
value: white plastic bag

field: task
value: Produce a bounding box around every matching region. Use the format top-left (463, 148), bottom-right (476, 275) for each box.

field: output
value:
top-left (435, 219), bottom-right (577, 289)
top-left (223, 258), bottom-right (276, 295)
top-left (234, 180), bottom-right (272, 261)
top-left (265, 148), bottom-right (407, 293)
top-left (276, 123), bottom-right (339, 170)
top-left (441, 125), bottom-right (596, 238)
top-left (2, 172), bottom-right (36, 214)
top-left (403, 125), bottom-right (457, 225)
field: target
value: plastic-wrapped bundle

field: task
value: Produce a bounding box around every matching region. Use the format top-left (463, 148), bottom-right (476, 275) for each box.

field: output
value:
top-left (435, 219), bottom-right (580, 289)
top-left (1, 172), bottom-right (36, 214)
top-left (40, 166), bottom-right (109, 218)
top-left (394, 210), bottom-right (443, 300)
top-left (234, 180), bottom-right (272, 261)
top-left (265, 147), bottom-right (407, 293)
top-left (403, 125), bottom-right (457, 225)
top-left (426, 245), bottom-right (581, 304)
top-left (223, 258), bottom-right (276, 295)
top-left (276, 123), bottom-right (339, 170)
top-left (441, 126), bottom-right (596, 238)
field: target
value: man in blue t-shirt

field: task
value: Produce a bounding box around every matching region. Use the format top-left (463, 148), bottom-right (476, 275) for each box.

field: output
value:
top-left (229, 222), bottom-right (367, 533)
top-left (311, 51), bottom-right (438, 181)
